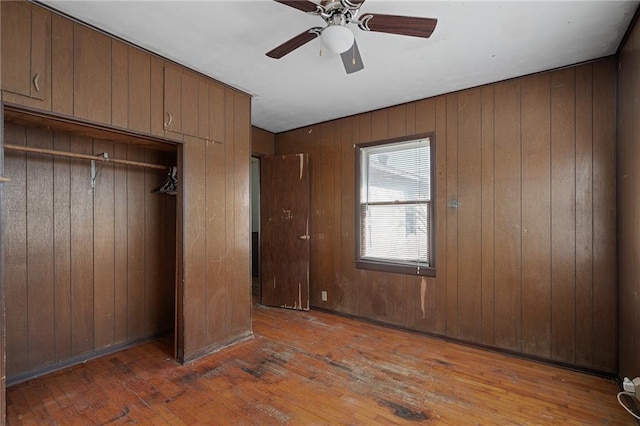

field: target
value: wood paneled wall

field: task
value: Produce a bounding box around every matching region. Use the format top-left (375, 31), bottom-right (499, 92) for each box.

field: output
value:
top-left (618, 15), bottom-right (640, 380)
top-left (0, 0), bottom-right (253, 379)
top-left (180, 89), bottom-right (252, 361)
top-left (252, 127), bottom-right (275, 157)
top-left (276, 57), bottom-right (617, 372)
top-left (3, 123), bottom-right (176, 381)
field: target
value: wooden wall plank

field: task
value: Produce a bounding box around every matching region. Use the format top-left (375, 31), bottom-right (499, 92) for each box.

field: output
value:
top-left (319, 121), bottom-right (336, 308)
top-left (480, 86), bottom-right (495, 346)
top-left (111, 40), bottom-right (128, 128)
top-left (224, 90), bottom-right (237, 338)
top-left (113, 143), bottom-right (129, 344)
top-left (144, 150), bottom-right (164, 335)
top-left (550, 68), bottom-right (576, 363)
top-left (574, 63), bottom-right (594, 367)
top-left (93, 139), bottom-right (115, 348)
top-left (521, 73), bottom-right (551, 358)
top-left (337, 117), bottom-right (355, 313)
top-left (411, 99), bottom-right (437, 331)
top-left (53, 133), bottom-right (72, 360)
top-left (73, 24), bottom-right (112, 125)
top-left (126, 146), bottom-right (146, 341)
top-left (181, 72), bottom-right (199, 138)
top-left (434, 96), bottom-right (448, 335)
top-left (69, 136), bottom-right (94, 355)
top-left (25, 128), bottom-right (55, 369)
top-left (251, 127), bottom-right (275, 157)
top-left (230, 91), bottom-right (252, 336)
top-left (5, 124), bottom-right (28, 375)
top-left (209, 82), bottom-right (226, 144)
top-left (592, 58), bottom-right (617, 371)
top-left (205, 139), bottom-right (226, 343)
top-left (51, 14), bottom-right (74, 115)
top-left (163, 63), bottom-right (182, 135)
top-left (456, 89), bottom-right (483, 343)
top-left (198, 78), bottom-right (210, 140)
top-left (149, 56), bottom-right (165, 138)
top-left (128, 47), bottom-right (151, 134)
top-left (492, 80), bottom-right (522, 351)
top-left (331, 121), bottom-right (342, 312)
top-left (617, 18), bottom-right (640, 379)
top-left (445, 94), bottom-right (458, 337)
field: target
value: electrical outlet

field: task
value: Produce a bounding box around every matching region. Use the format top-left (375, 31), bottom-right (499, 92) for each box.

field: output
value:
top-left (321, 291), bottom-right (328, 302)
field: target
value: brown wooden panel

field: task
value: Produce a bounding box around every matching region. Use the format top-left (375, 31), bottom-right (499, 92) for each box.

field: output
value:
top-left (337, 117), bottom-right (355, 313)
top-left (128, 47), bottom-right (151, 134)
top-left (26, 127), bottom-right (55, 369)
top-left (73, 24), bottom-right (112, 124)
top-left (456, 89), bottom-right (482, 342)
top-left (183, 135), bottom-right (207, 354)
top-left (550, 68), bottom-right (576, 363)
top-left (480, 86), bottom-right (495, 346)
top-left (205, 138), bottom-right (227, 343)
top-left (409, 99), bottom-right (436, 331)
top-left (319, 121), bottom-right (335, 308)
top-left (93, 139), bottom-right (115, 348)
top-left (2, 1), bottom-right (31, 96)
top-left (181, 71), bottom-right (199, 138)
top-left (433, 96), bottom-right (447, 335)
top-left (493, 80), bottom-right (522, 351)
top-left (53, 133), bottom-right (72, 360)
top-left (69, 136), bottom-right (94, 355)
top-left (209, 82), bottom-right (226, 143)
top-left (388, 104), bottom-right (406, 138)
top-left (445, 94), bottom-right (458, 337)
top-left (111, 40), bottom-right (128, 128)
top-left (618, 23), bottom-right (640, 379)
top-left (521, 73), bottom-right (551, 358)
top-left (230, 91), bottom-right (252, 336)
top-left (591, 58), bottom-right (616, 371)
top-left (251, 127), bottom-right (275, 157)
top-left (113, 143), bottom-right (129, 344)
top-left (5, 124), bottom-right (29, 375)
top-left (126, 146), bottom-right (146, 341)
top-left (51, 14), bottom-right (74, 115)
top-left (29, 4), bottom-right (50, 102)
top-left (354, 113), bottom-right (377, 319)
top-left (574, 63), bottom-right (593, 367)
top-left (163, 63), bottom-right (182, 134)
top-left (144, 150), bottom-right (165, 335)
top-left (198, 78), bottom-right (210, 139)
top-left (149, 56), bottom-right (165, 137)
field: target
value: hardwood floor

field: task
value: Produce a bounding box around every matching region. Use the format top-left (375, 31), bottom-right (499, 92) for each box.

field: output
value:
top-left (6, 303), bottom-right (635, 425)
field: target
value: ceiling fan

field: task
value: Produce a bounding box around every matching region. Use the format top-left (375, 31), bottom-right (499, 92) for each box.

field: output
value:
top-left (266, 0), bottom-right (438, 74)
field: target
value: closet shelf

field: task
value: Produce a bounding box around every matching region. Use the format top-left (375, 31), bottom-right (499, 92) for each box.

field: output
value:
top-left (4, 143), bottom-right (169, 171)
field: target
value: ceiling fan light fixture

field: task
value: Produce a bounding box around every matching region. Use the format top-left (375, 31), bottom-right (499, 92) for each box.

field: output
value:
top-left (321, 24), bottom-right (354, 54)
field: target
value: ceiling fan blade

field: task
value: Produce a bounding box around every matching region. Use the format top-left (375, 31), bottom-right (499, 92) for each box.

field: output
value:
top-left (341, 39), bottom-right (364, 74)
top-left (359, 14), bottom-right (437, 38)
top-left (273, 0), bottom-right (320, 14)
top-left (266, 27), bottom-right (322, 59)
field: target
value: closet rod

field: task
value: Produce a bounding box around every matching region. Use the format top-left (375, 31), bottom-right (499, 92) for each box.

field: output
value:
top-left (4, 144), bottom-right (169, 171)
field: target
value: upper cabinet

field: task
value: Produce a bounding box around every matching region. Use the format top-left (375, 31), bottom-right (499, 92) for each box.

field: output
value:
top-left (1, 1), bottom-right (51, 107)
top-left (164, 64), bottom-right (212, 140)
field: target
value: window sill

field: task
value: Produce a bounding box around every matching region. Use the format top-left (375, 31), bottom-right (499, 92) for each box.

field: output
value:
top-left (355, 260), bottom-right (436, 277)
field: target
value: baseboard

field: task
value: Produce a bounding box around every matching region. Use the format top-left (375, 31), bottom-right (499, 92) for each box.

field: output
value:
top-left (7, 333), bottom-right (168, 387)
top-left (180, 332), bottom-right (254, 364)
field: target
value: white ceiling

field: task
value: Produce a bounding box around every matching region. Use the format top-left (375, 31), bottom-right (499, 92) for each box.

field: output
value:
top-left (42, 0), bottom-right (638, 134)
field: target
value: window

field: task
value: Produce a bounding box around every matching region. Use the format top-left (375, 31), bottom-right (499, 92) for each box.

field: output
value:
top-left (355, 134), bottom-right (435, 276)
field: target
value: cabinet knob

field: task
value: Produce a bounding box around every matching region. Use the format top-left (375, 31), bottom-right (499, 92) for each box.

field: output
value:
top-left (165, 112), bottom-right (173, 128)
top-left (33, 73), bottom-right (40, 92)
top-left (299, 235), bottom-right (310, 240)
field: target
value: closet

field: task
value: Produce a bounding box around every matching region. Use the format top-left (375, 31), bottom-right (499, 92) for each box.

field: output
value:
top-left (3, 117), bottom-right (177, 384)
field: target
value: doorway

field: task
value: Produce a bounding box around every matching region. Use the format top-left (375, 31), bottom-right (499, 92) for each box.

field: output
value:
top-left (251, 156), bottom-right (261, 302)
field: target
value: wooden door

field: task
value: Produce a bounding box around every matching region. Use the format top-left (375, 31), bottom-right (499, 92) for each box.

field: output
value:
top-left (260, 153), bottom-right (310, 310)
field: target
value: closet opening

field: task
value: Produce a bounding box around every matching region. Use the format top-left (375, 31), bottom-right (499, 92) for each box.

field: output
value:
top-left (3, 107), bottom-right (179, 385)
top-left (250, 156), bottom-right (261, 304)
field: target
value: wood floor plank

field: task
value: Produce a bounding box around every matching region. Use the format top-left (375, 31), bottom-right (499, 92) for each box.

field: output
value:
top-left (6, 302), bottom-right (634, 425)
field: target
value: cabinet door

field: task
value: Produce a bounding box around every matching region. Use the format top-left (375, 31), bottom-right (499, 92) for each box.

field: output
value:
top-left (74, 24), bottom-right (112, 124)
top-left (1, 1), bottom-right (50, 102)
top-left (163, 63), bottom-right (182, 134)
